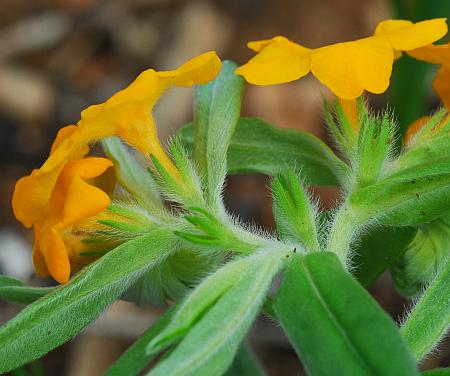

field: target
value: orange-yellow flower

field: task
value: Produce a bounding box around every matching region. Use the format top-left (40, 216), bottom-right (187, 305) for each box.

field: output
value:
top-left (12, 125), bottom-right (89, 228)
top-left (33, 157), bottom-right (113, 284)
top-left (236, 19), bottom-right (447, 99)
top-left (76, 51), bottom-right (221, 177)
top-left (407, 42), bottom-right (450, 109)
top-left (12, 51), bottom-right (222, 283)
top-left (13, 52), bottom-right (221, 230)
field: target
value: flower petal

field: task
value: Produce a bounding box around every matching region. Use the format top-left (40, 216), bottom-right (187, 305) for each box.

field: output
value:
top-left (375, 18), bottom-right (448, 51)
top-left (433, 65), bottom-right (450, 109)
top-left (407, 43), bottom-right (450, 65)
top-left (159, 51), bottom-right (222, 86)
top-left (50, 125), bottom-right (78, 153)
top-left (235, 36), bottom-right (311, 85)
top-left (32, 225), bottom-right (50, 277)
top-left (13, 170), bottom-right (57, 227)
top-left (12, 135), bottom-right (89, 227)
top-left (78, 52), bottom-right (221, 159)
top-left (43, 228), bottom-right (71, 284)
top-left (56, 157), bottom-right (113, 228)
top-left (311, 37), bottom-right (393, 99)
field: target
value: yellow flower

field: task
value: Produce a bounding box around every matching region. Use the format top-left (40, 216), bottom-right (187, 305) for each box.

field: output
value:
top-left (408, 42), bottom-right (450, 109)
top-left (32, 157), bottom-right (113, 284)
top-left (12, 51), bottom-right (221, 282)
top-left (12, 125), bottom-right (89, 228)
top-left (13, 52), bottom-right (220, 226)
top-left (77, 51), bottom-right (221, 177)
top-left (236, 19), bottom-right (447, 99)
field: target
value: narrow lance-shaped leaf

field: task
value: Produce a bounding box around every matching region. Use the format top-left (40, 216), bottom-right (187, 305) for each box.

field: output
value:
top-left (274, 252), bottom-right (419, 376)
top-left (0, 228), bottom-right (177, 373)
top-left (193, 60), bottom-right (244, 208)
top-left (147, 249), bottom-right (285, 376)
top-left (146, 252), bottom-right (265, 353)
top-left (401, 259), bottom-right (450, 362)
top-left (0, 275), bottom-right (54, 305)
top-left (180, 117), bottom-right (349, 186)
top-left (348, 173), bottom-right (450, 226)
top-left (272, 170), bottom-right (320, 251)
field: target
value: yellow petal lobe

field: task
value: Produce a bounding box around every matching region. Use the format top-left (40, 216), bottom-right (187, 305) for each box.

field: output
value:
top-left (434, 65), bottom-right (450, 109)
top-left (235, 36), bottom-right (311, 85)
top-left (375, 18), bottom-right (448, 51)
top-left (408, 43), bottom-right (450, 65)
top-left (311, 37), bottom-right (393, 99)
top-left (35, 157), bottom-right (113, 284)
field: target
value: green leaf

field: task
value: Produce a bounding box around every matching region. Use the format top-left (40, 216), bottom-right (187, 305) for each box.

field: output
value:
top-left (147, 252), bottom-right (265, 353)
top-left (102, 136), bottom-right (162, 211)
top-left (348, 173), bottom-right (450, 226)
top-left (147, 249), bottom-right (284, 376)
top-left (422, 369), bottom-right (450, 376)
top-left (193, 60), bottom-right (245, 207)
top-left (392, 216), bottom-right (450, 296)
top-left (0, 276), bottom-right (54, 305)
top-left (224, 343), bottom-right (266, 376)
top-left (274, 252), bottom-right (418, 376)
top-left (0, 228), bottom-right (177, 373)
top-left (104, 306), bottom-right (176, 376)
top-left (271, 170), bottom-right (320, 251)
top-left (401, 258), bottom-right (450, 362)
top-left (352, 226), bottom-right (417, 288)
top-left (122, 248), bottom-right (221, 306)
top-left (180, 117), bottom-right (349, 186)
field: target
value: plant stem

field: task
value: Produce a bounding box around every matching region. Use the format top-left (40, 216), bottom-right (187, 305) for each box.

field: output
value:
top-left (401, 260), bottom-right (450, 362)
top-left (327, 204), bottom-right (358, 265)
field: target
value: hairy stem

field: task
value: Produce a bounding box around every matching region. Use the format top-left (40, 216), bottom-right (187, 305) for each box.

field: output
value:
top-left (401, 260), bottom-right (450, 362)
top-left (327, 204), bottom-right (359, 264)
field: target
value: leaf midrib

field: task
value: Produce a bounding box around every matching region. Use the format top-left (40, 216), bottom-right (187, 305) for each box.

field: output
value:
top-left (301, 258), bottom-right (374, 373)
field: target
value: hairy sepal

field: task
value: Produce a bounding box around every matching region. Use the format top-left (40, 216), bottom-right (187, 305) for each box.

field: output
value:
top-left (175, 207), bottom-right (266, 254)
top-left (102, 136), bottom-right (163, 212)
top-left (271, 169), bottom-right (320, 251)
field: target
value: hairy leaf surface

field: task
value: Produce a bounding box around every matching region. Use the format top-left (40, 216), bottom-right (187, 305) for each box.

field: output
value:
top-left (0, 228), bottom-right (176, 373)
top-left (274, 252), bottom-right (418, 376)
top-left (181, 118), bottom-right (348, 186)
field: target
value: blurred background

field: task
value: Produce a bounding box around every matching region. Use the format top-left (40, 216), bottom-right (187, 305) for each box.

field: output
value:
top-left (0, 0), bottom-right (449, 374)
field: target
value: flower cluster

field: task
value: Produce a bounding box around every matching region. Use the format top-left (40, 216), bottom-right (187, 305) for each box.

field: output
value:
top-left (12, 52), bottom-right (221, 283)
top-left (12, 17), bottom-right (449, 284)
top-left (235, 19), bottom-right (447, 99)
